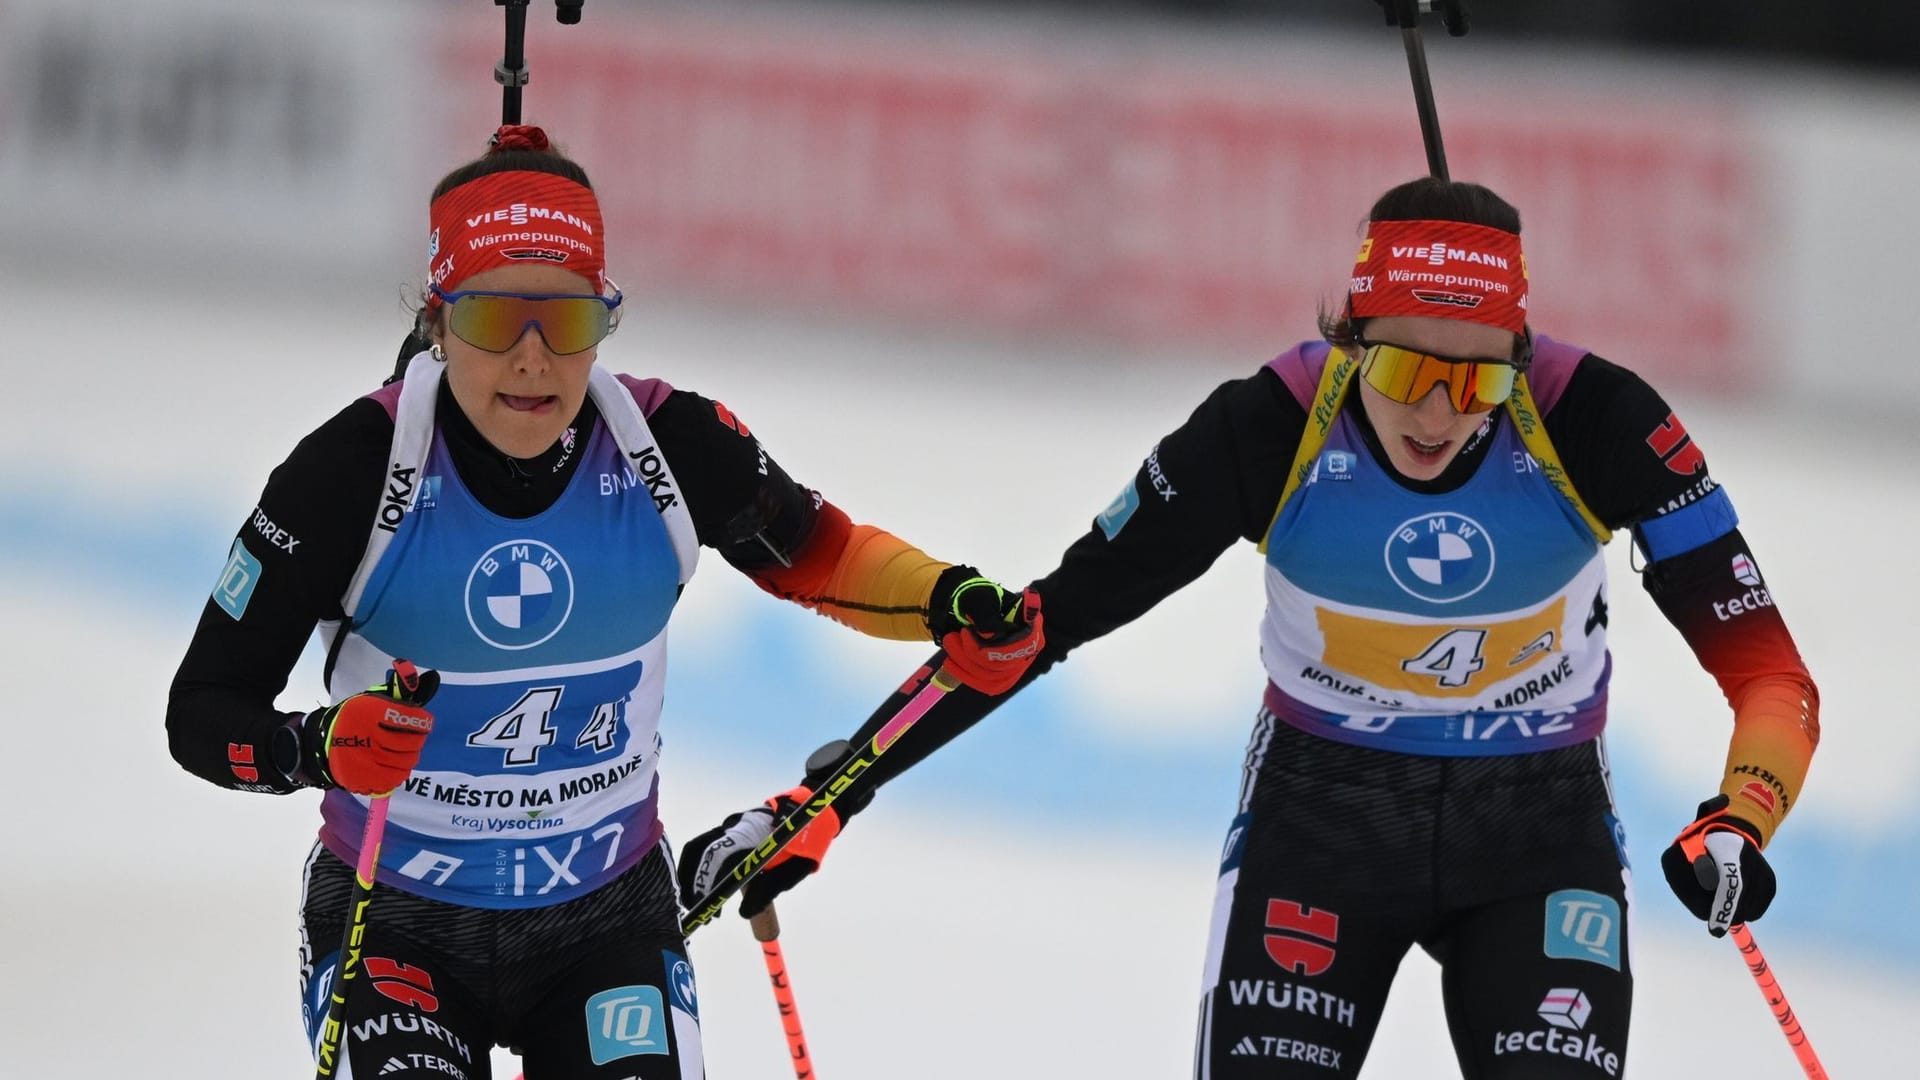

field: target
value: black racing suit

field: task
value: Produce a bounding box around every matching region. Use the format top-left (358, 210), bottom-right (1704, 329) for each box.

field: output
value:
top-left (170, 379), bottom-right (824, 1078)
top-left (834, 349), bottom-right (1808, 1078)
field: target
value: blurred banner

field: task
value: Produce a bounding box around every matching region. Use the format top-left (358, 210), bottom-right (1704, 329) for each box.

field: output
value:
top-left (0, 0), bottom-right (418, 274)
top-left (433, 4), bottom-right (1770, 388)
top-left (3, 0), bottom-right (1776, 390)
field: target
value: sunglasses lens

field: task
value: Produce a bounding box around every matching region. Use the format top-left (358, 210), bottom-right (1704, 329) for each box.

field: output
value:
top-left (447, 295), bottom-right (612, 355)
top-left (1359, 344), bottom-right (1514, 414)
top-left (1451, 361), bottom-right (1516, 413)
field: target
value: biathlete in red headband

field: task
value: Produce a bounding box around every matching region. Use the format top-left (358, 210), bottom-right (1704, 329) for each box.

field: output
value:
top-left (165, 125), bottom-right (1042, 1077)
top-left (709, 176), bottom-right (1821, 1078)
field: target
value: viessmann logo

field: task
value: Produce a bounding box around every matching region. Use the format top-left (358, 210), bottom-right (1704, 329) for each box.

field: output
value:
top-left (1391, 243), bottom-right (1512, 269)
top-left (467, 204), bottom-right (596, 234)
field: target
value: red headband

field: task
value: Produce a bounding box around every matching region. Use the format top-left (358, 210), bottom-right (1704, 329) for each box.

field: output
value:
top-left (1348, 219), bottom-right (1527, 334)
top-left (426, 169), bottom-right (606, 307)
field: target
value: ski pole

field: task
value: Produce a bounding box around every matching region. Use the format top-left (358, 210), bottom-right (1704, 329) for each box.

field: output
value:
top-left (492, 1), bottom-right (590, 129)
top-left (751, 903), bottom-right (817, 1080)
top-left (494, 1), bottom-right (531, 127)
top-left (680, 663), bottom-right (960, 935)
top-left (312, 659), bottom-right (433, 1079)
top-left (1730, 924), bottom-right (1828, 1079)
top-left (313, 791), bottom-right (394, 1079)
top-left (1376, 0), bottom-right (1472, 181)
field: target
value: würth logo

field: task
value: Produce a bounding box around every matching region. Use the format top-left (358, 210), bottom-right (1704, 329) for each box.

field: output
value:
top-left (1645, 412), bottom-right (1705, 475)
top-left (1263, 899), bottom-right (1339, 976)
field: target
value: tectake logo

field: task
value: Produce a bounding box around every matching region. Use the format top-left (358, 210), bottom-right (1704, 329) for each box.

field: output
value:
top-left (1538, 988), bottom-right (1591, 1030)
top-left (1730, 552), bottom-right (1762, 587)
top-left (1491, 988), bottom-right (1620, 1076)
top-left (1384, 512), bottom-right (1496, 604)
top-left (465, 539), bottom-right (575, 649)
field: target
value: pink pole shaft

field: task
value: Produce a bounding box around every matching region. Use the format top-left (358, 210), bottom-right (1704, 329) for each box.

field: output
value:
top-left (1730, 924), bottom-right (1828, 1080)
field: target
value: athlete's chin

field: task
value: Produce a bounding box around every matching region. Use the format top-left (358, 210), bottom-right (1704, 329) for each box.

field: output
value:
top-left (479, 413), bottom-right (567, 459)
top-left (1381, 452), bottom-right (1436, 480)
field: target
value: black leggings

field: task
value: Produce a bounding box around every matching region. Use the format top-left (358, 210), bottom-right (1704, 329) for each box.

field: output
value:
top-left (1194, 715), bottom-right (1633, 1078)
top-left (298, 840), bottom-right (701, 1079)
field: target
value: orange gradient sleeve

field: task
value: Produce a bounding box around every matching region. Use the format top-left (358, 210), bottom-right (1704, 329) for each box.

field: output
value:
top-left (1715, 674), bottom-right (1819, 847)
top-left (1656, 563), bottom-right (1820, 847)
top-left (746, 501), bottom-right (949, 641)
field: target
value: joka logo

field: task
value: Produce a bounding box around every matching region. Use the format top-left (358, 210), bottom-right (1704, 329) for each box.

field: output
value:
top-left (366, 957), bottom-right (439, 1012)
top-left (585, 985), bottom-right (669, 1064)
top-left (1730, 552), bottom-right (1763, 588)
top-left (1383, 512), bottom-right (1496, 604)
top-left (1263, 899), bottom-right (1338, 977)
top-left (1491, 988), bottom-right (1621, 1076)
top-left (1543, 890), bottom-right (1621, 971)
top-left (465, 539), bottom-right (575, 650)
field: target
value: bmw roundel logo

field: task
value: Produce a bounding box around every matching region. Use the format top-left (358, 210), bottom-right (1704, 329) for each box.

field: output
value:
top-left (465, 539), bottom-right (575, 649)
top-left (1383, 512), bottom-right (1496, 603)
top-left (669, 957), bottom-right (698, 1015)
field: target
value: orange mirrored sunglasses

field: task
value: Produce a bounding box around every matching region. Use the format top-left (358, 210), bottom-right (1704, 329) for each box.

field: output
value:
top-left (432, 285), bottom-right (622, 356)
top-left (1353, 335), bottom-right (1530, 414)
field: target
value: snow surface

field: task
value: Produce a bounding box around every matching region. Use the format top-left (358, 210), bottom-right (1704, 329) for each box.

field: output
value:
top-left (1, 268), bottom-right (1908, 1076)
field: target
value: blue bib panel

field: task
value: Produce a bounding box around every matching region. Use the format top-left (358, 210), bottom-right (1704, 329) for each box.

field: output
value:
top-left (318, 363), bottom-right (693, 908)
top-left (1259, 404), bottom-right (1613, 756)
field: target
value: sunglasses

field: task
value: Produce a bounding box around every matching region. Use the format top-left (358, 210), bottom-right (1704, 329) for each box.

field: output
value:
top-left (432, 285), bottom-right (623, 356)
top-left (1352, 333), bottom-right (1531, 415)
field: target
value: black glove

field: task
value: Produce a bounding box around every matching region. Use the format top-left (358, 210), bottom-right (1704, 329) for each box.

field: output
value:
top-left (1660, 794), bottom-right (1777, 937)
top-left (677, 739), bottom-right (873, 918)
top-left (927, 565), bottom-right (1044, 695)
